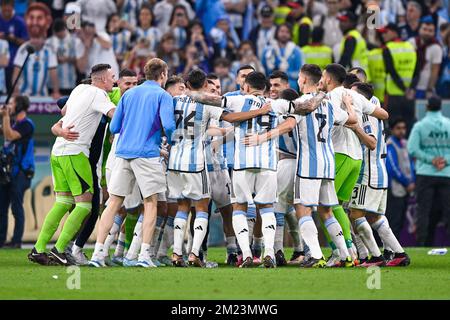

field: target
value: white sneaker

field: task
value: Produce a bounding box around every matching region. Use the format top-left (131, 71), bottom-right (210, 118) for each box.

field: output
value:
top-left (326, 249), bottom-right (340, 267)
top-left (71, 250), bottom-right (89, 266)
top-left (136, 258), bottom-right (157, 268)
top-left (88, 258), bottom-right (106, 268)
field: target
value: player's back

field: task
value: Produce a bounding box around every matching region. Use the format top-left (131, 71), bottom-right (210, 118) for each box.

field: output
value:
top-left (169, 95), bottom-right (223, 172)
top-left (224, 94), bottom-right (278, 170)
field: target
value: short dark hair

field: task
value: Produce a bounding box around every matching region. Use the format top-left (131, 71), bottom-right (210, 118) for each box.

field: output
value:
top-left (206, 73), bottom-right (219, 80)
top-left (245, 71), bottom-right (267, 91)
top-left (119, 68), bottom-right (137, 78)
top-left (389, 117), bottom-right (406, 129)
top-left (275, 23), bottom-right (292, 41)
top-left (1, 0), bottom-right (15, 7)
top-left (237, 64), bottom-right (255, 75)
top-left (349, 67), bottom-right (367, 82)
top-left (80, 78), bottom-right (92, 85)
top-left (91, 64), bottom-right (112, 75)
top-left (311, 27), bottom-right (324, 43)
top-left (352, 82), bottom-right (374, 100)
top-left (165, 75), bottom-right (184, 89)
top-left (52, 18), bottom-right (66, 33)
top-left (269, 70), bottom-right (289, 83)
top-left (280, 88), bottom-right (300, 101)
top-left (301, 64), bottom-right (322, 84)
top-left (427, 95), bottom-right (442, 111)
top-left (324, 63), bottom-right (347, 84)
top-left (144, 58), bottom-right (168, 81)
top-left (214, 58), bottom-right (230, 68)
top-left (15, 95), bottom-right (30, 113)
top-left (343, 73), bottom-right (360, 89)
top-left (187, 69), bottom-right (207, 89)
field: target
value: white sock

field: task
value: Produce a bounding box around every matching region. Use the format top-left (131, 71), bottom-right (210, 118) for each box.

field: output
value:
top-left (72, 244), bottom-right (82, 256)
top-left (173, 211), bottom-right (188, 256)
top-left (232, 210), bottom-right (252, 259)
top-left (325, 216), bottom-right (349, 260)
top-left (138, 243), bottom-right (151, 262)
top-left (125, 214), bottom-right (143, 260)
top-left (285, 208), bottom-right (302, 252)
top-left (157, 216), bottom-right (174, 258)
top-left (298, 216), bottom-right (322, 259)
top-left (353, 232), bottom-right (369, 260)
top-left (247, 205), bottom-right (257, 244)
top-left (114, 232), bottom-right (126, 257)
top-left (371, 216), bottom-right (404, 253)
top-left (91, 243), bottom-right (105, 261)
top-left (103, 214), bottom-right (123, 257)
top-left (191, 212), bottom-right (209, 256)
top-left (355, 217), bottom-right (381, 257)
top-left (260, 208), bottom-right (276, 258)
top-left (150, 215), bottom-right (164, 257)
top-left (274, 212), bottom-right (284, 253)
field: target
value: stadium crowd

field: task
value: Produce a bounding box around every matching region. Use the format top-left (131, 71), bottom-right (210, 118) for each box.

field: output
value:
top-left (0, 0), bottom-right (449, 266)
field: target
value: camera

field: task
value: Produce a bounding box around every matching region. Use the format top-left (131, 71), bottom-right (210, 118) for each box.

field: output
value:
top-left (0, 150), bottom-right (13, 185)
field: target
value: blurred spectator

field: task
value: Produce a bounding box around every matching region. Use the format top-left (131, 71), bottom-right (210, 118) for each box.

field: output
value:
top-left (262, 23), bottom-right (303, 90)
top-left (46, 18), bottom-right (86, 95)
top-left (0, 0), bottom-right (28, 92)
top-left (181, 43), bottom-right (208, 76)
top-left (106, 13), bottom-right (132, 66)
top-left (77, 0), bottom-right (117, 33)
top-left (437, 23), bottom-right (450, 97)
top-left (287, 0), bottom-right (313, 47)
top-left (248, 5), bottom-right (276, 59)
top-left (312, 0), bottom-right (343, 49)
top-left (380, 0), bottom-right (406, 25)
top-left (154, 0), bottom-right (195, 34)
top-left (116, 0), bottom-right (139, 32)
top-left (0, 36), bottom-right (9, 95)
top-left (302, 27), bottom-right (333, 70)
top-left (135, 4), bottom-right (162, 54)
top-left (222, 0), bottom-right (246, 37)
top-left (409, 18), bottom-right (443, 99)
top-left (13, 2), bottom-right (60, 98)
top-left (195, 0), bottom-right (226, 34)
top-left (407, 96), bottom-right (450, 246)
top-left (337, 10), bottom-right (370, 78)
top-left (13, 0), bottom-right (27, 17)
top-left (156, 33), bottom-right (181, 75)
top-left (169, 5), bottom-right (190, 50)
top-left (231, 40), bottom-right (264, 75)
top-left (185, 20), bottom-right (211, 68)
top-left (426, 0), bottom-right (449, 38)
top-left (268, 70), bottom-right (289, 99)
top-left (273, 0), bottom-right (292, 25)
top-left (77, 21), bottom-right (119, 79)
top-left (213, 57), bottom-right (235, 93)
top-left (0, 96), bottom-right (34, 248)
top-left (209, 15), bottom-right (240, 62)
top-left (399, 1), bottom-right (422, 41)
top-left (378, 23), bottom-right (417, 134)
top-left (386, 118), bottom-right (416, 239)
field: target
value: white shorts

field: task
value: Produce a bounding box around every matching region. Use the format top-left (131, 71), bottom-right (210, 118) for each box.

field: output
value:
top-left (274, 158), bottom-right (295, 213)
top-left (167, 170), bottom-right (210, 201)
top-left (108, 157), bottom-right (167, 199)
top-left (106, 167), bottom-right (142, 209)
top-left (208, 169), bottom-right (231, 209)
top-left (349, 184), bottom-right (387, 215)
top-left (231, 169), bottom-right (277, 205)
top-left (294, 177), bottom-right (338, 207)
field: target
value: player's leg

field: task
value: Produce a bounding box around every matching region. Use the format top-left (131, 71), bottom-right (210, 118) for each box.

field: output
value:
top-left (252, 211), bottom-right (263, 264)
top-left (157, 200), bottom-right (177, 265)
top-left (29, 155), bottom-right (74, 265)
top-left (123, 211), bottom-right (143, 266)
top-left (285, 207), bottom-right (305, 264)
top-left (148, 199), bottom-right (167, 266)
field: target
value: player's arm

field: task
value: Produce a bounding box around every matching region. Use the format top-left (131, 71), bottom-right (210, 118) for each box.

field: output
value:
top-left (206, 125), bottom-right (227, 137)
top-left (346, 119), bottom-right (377, 150)
top-left (243, 116), bottom-right (297, 146)
top-left (159, 93), bottom-right (176, 144)
top-left (109, 98), bottom-right (124, 134)
top-left (369, 106), bottom-right (389, 120)
top-left (220, 102), bottom-right (271, 123)
top-left (292, 91), bottom-right (326, 115)
top-left (1, 108), bottom-right (21, 140)
top-left (49, 68), bottom-right (61, 99)
top-left (188, 91), bottom-right (223, 107)
top-left (342, 93), bottom-right (357, 125)
top-left (51, 120), bottom-right (80, 141)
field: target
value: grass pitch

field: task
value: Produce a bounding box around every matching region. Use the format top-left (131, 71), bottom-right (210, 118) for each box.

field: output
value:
top-left (0, 247), bottom-right (449, 300)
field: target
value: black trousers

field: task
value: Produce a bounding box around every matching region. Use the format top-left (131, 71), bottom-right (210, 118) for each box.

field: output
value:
top-left (385, 95), bottom-right (416, 137)
top-left (385, 188), bottom-right (409, 239)
top-left (416, 175), bottom-right (450, 246)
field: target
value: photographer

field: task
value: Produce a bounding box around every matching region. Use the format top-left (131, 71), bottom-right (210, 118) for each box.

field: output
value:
top-left (0, 96), bottom-right (34, 248)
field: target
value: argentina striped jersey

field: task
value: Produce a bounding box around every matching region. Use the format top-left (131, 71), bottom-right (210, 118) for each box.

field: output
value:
top-left (168, 95), bottom-right (223, 172)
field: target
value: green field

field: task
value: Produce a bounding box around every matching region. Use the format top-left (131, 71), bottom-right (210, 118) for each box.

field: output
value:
top-left (0, 247), bottom-right (449, 300)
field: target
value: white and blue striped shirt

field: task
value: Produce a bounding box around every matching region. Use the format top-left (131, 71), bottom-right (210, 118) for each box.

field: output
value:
top-left (135, 27), bottom-right (162, 52)
top-left (278, 113), bottom-right (298, 156)
top-left (205, 119), bottom-right (227, 172)
top-left (46, 34), bottom-right (84, 90)
top-left (295, 94), bottom-right (349, 179)
top-left (111, 30), bottom-right (131, 56)
top-left (168, 95), bottom-right (224, 173)
top-left (14, 42), bottom-right (58, 96)
top-left (0, 39), bottom-right (9, 93)
top-left (223, 95), bottom-right (279, 171)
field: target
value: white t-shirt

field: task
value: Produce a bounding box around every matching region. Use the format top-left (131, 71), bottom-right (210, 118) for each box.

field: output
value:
top-left (408, 39), bottom-right (443, 91)
top-left (328, 86), bottom-right (376, 160)
top-left (88, 32), bottom-right (119, 79)
top-left (52, 84), bottom-right (115, 157)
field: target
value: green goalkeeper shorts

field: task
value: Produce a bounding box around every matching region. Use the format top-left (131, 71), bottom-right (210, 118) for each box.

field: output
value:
top-left (334, 153), bottom-right (362, 202)
top-left (51, 153), bottom-right (93, 196)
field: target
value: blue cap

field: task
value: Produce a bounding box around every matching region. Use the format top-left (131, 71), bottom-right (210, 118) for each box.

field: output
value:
top-left (420, 15), bottom-right (434, 24)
